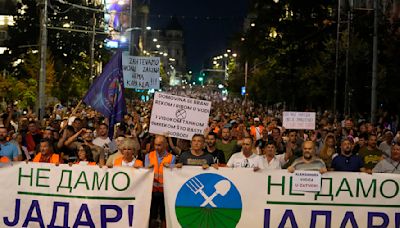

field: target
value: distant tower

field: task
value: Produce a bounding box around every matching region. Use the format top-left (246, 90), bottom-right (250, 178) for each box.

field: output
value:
top-left (164, 17), bottom-right (186, 76)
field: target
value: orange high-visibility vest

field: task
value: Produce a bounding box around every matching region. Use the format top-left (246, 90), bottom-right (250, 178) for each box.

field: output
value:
top-left (113, 157), bottom-right (143, 167)
top-left (149, 151), bottom-right (173, 192)
top-left (212, 127), bottom-right (220, 134)
top-left (250, 125), bottom-right (264, 139)
top-left (0, 156), bottom-right (10, 163)
top-left (32, 153), bottom-right (60, 164)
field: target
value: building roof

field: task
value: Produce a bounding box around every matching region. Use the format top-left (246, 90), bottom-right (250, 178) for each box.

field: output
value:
top-left (165, 17), bottom-right (183, 31)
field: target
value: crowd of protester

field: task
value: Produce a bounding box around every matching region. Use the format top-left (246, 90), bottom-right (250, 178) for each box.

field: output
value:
top-left (1, 87), bottom-right (399, 227)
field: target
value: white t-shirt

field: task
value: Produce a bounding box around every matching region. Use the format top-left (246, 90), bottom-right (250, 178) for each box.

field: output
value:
top-left (227, 152), bottom-right (264, 168)
top-left (255, 127), bottom-right (262, 141)
top-left (78, 161), bottom-right (89, 166)
top-left (93, 137), bottom-right (111, 148)
top-left (122, 159), bottom-right (137, 167)
top-left (378, 141), bottom-right (391, 157)
top-left (262, 154), bottom-right (286, 170)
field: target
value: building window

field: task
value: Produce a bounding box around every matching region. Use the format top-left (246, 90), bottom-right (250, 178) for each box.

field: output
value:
top-left (0, 31), bottom-right (7, 41)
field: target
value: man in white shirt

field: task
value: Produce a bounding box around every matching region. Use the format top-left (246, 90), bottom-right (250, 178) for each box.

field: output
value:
top-left (227, 137), bottom-right (263, 169)
top-left (262, 141), bottom-right (288, 170)
top-left (378, 131), bottom-right (393, 157)
top-left (93, 123), bottom-right (111, 148)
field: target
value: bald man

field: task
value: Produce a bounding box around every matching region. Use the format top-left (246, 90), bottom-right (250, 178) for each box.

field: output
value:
top-left (145, 135), bottom-right (175, 228)
top-left (288, 141), bottom-right (327, 174)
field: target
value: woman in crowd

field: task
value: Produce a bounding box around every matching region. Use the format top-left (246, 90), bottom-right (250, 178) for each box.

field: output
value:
top-left (75, 144), bottom-right (96, 165)
top-left (15, 133), bottom-right (31, 161)
top-left (318, 133), bottom-right (337, 169)
top-left (113, 138), bottom-right (143, 168)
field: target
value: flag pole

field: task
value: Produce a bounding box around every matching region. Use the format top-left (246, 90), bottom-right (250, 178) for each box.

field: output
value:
top-left (71, 100), bottom-right (83, 116)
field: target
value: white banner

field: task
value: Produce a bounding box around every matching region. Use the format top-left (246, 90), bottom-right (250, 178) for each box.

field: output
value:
top-left (164, 167), bottom-right (400, 228)
top-left (0, 163), bottom-right (154, 228)
top-left (149, 92), bottom-right (211, 140)
top-left (122, 52), bottom-right (160, 89)
top-left (292, 170), bottom-right (321, 192)
top-left (283, 111), bottom-right (316, 130)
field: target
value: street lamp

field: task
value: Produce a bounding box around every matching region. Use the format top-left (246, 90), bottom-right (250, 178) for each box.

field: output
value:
top-left (199, 76), bottom-right (204, 86)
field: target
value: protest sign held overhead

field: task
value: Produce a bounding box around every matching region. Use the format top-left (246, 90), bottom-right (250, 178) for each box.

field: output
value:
top-left (122, 52), bottom-right (160, 90)
top-left (283, 111), bottom-right (316, 130)
top-left (149, 92), bottom-right (211, 140)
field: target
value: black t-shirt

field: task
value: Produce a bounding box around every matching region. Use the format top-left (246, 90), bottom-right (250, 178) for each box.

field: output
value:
top-left (205, 148), bottom-right (226, 164)
top-left (178, 150), bottom-right (214, 166)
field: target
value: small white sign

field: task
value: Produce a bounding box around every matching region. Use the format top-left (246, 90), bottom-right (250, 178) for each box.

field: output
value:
top-left (283, 111), bottom-right (316, 130)
top-left (292, 170), bottom-right (321, 192)
top-left (122, 52), bottom-right (160, 89)
top-left (149, 92), bottom-right (211, 140)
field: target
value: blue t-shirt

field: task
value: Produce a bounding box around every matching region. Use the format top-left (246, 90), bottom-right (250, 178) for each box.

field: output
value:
top-left (331, 154), bottom-right (364, 172)
top-left (0, 142), bottom-right (19, 161)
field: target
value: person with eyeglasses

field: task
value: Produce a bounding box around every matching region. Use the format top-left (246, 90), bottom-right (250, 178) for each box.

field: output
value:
top-left (373, 142), bottom-right (400, 174)
top-left (227, 136), bottom-right (263, 170)
top-left (330, 138), bottom-right (365, 172)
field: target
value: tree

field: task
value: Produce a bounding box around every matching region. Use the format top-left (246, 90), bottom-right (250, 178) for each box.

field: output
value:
top-left (0, 50), bottom-right (56, 108)
top-left (231, 0), bottom-right (337, 109)
top-left (6, 0), bottom-right (111, 104)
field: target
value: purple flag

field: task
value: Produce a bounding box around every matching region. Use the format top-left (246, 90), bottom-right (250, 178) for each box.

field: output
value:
top-left (83, 51), bottom-right (126, 138)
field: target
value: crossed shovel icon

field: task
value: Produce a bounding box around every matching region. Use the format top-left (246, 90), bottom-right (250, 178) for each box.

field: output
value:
top-left (186, 177), bottom-right (231, 208)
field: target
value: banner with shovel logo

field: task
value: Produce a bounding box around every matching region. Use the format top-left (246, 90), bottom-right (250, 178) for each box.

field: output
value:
top-left (175, 173), bottom-right (242, 227)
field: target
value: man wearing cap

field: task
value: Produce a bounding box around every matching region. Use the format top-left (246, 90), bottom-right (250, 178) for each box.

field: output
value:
top-left (250, 117), bottom-right (264, 141)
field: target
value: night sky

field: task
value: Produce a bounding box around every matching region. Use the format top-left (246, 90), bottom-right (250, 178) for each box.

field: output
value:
top-left (148, 0), bottom-right (249, 73)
